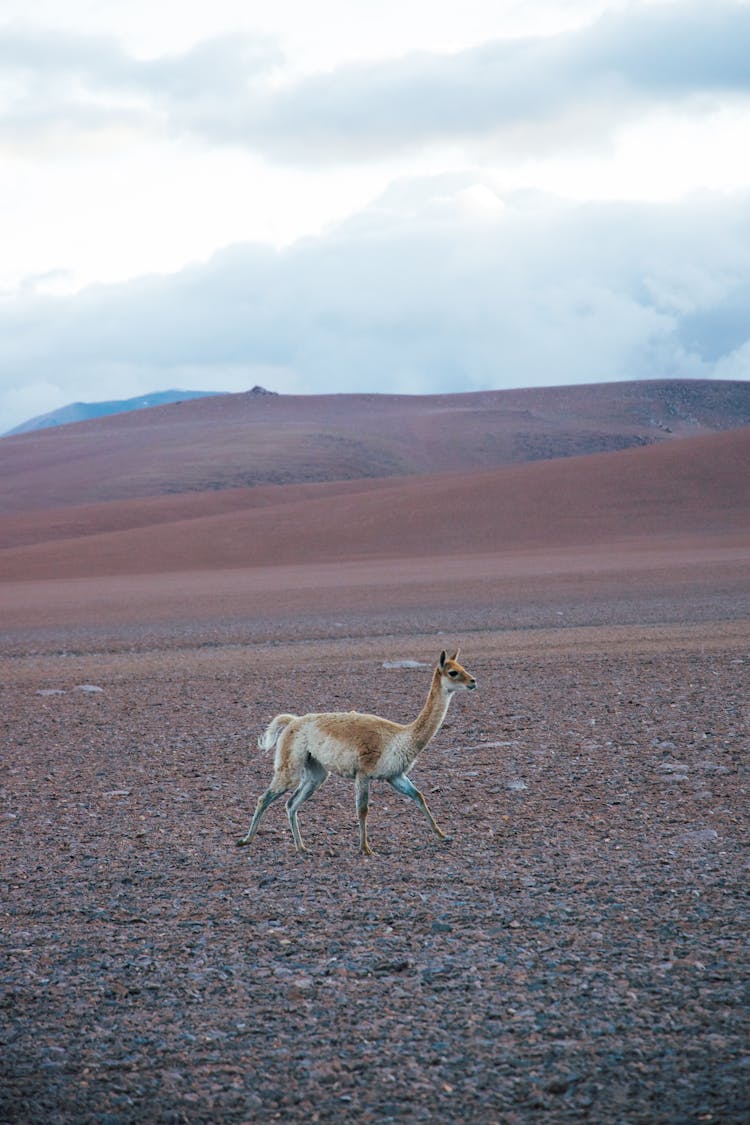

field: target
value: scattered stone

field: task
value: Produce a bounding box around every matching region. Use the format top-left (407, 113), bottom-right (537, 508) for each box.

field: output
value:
top-left (3, 627), bottom-right (747, 1124)
top-left (466, 741), bottom-right (519, 750)
top-left (545, 1076), bottom-right (573, 1095)
top-left (656, 762), bottom-right (689, 781)
top-left (678, 828), bottom-right (720, 846)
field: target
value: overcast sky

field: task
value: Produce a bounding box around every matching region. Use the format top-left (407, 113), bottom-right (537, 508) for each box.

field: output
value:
top-left (1, 0), bottom-right (749, 432)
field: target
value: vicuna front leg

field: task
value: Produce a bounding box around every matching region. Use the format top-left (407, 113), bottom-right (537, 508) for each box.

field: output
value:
top-left (388, 773), bottom-right (450, 841)
top-left (355, 774), bottom-right (373, 856)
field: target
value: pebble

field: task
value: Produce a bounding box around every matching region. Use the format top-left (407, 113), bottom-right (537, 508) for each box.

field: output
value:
top-left (678, 828), bottom-right (720, 846)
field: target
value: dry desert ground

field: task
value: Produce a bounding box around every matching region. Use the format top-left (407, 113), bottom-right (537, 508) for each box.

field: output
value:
top-left (2, 544), bottom-right (749, 1124)
top-left (2, 389), bottom-right (749, 1123)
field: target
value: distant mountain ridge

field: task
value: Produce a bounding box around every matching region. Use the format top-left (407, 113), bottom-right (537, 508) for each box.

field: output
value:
top-left (2, 378), bottom-right (749, 514)
top-left (4, 389), bottom-right (221, 435)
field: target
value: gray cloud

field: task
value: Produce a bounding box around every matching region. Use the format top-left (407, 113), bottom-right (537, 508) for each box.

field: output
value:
top-left (2, 184), bottom-right (749, 431)
top-left (244, 1), bottom-right (750, 161)
top-left (2, 2), bottom-right (749, 159)
top-left (0, 25), bottom-right (280, 148)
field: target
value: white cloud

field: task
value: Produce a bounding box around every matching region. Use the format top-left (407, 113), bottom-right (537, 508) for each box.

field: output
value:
top-left (1, 1), bottom-right (749, 429)
top-left (0, 2), bottom-right (618, 69)
top-left (714, 340), bottom-right (750, 381)
top-left (1, 183), bottom-right (748, 432)
top-left (3, 3), bottom-right (750, 162)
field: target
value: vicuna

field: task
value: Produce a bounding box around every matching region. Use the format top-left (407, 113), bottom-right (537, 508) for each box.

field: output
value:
top-left (237, 650), bottom-right (477, 855)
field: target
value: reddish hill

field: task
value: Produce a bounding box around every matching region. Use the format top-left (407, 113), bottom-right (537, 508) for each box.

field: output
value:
top-left (2, 426), bottom-right (747, 581)
top-left (2, 379), bottom-right (749, 512)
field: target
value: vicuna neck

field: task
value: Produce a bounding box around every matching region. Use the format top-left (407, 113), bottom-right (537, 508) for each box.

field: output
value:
top-left (409, 669), bottom-right (453, 754)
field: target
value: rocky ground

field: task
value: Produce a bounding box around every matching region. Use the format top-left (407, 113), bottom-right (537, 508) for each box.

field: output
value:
top-left (1, 613), bottom-right (749, 1123)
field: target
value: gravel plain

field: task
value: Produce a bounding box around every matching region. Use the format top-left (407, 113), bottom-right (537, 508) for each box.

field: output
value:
top-left (1, 600), bottom-right (748, 1124)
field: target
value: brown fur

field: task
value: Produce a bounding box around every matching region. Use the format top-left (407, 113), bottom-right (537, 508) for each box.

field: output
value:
top-left (316, 714), bottom-right (401, 775)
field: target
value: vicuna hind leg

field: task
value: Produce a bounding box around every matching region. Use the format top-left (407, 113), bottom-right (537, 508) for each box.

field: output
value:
top-left (236, 781), bottom-right (288, 847)
top-left (388, 773), bottom-right (450, 841)
top-left (355, 774), bottom-right (373, 856)
top-left (285, 758), bottom-right (327, 853)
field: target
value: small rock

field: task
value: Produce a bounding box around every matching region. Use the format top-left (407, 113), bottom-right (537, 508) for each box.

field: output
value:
top-left (475, 740), bottom-right (519, 749)
top-left (679, 828), bottom-right (719, 846)
top-left (75, 684), bottom-right (104, 693)
top-left (655, 762), bottom-right (689, 782)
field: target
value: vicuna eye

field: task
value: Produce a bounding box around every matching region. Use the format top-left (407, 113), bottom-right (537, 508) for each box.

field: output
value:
top-left (448, 670), bottom-right (458, 678)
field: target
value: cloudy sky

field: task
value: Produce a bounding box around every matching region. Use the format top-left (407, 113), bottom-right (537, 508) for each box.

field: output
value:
top-left (1, 0), bottom-right (749, 432)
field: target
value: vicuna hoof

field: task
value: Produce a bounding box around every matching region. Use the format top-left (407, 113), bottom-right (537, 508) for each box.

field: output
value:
top-left (236, 838), bottom-right (250, 847)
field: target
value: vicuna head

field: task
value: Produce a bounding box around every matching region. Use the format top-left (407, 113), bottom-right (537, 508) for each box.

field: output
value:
top-left (438, 649), bottom-right (477, 693)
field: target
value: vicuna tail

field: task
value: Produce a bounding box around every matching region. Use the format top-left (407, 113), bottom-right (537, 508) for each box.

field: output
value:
top-left (257, 713), bottom-right (297, 752)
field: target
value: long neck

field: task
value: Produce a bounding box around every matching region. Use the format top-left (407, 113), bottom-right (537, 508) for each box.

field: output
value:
top-left (408, 669), bottom-right (452, 755)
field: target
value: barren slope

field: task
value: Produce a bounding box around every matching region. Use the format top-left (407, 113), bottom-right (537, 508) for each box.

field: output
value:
top-left (1, 426), bottom-right (748, 581)
top-left (2, 379), bottom-right (749, 512)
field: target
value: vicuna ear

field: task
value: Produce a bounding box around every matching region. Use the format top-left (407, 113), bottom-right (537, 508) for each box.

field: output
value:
top-left (439, 650), bottom-right (447, 669)
top-left (451, 649), bottom-right (461, 662)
